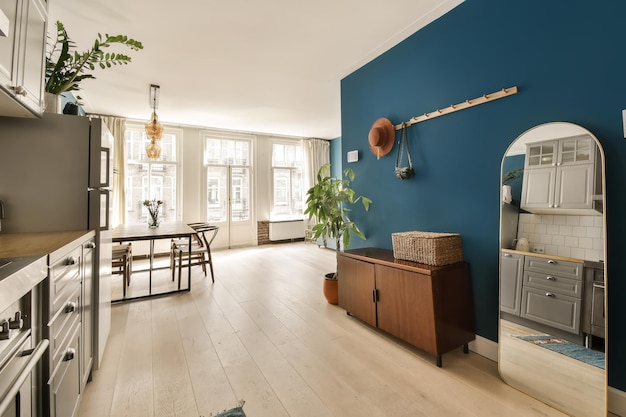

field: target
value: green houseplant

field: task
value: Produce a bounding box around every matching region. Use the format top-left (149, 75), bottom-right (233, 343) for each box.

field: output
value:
top-left (304, 164), bottom-right (372, 303)
top-left (45, 21), bottom-right (143, 96)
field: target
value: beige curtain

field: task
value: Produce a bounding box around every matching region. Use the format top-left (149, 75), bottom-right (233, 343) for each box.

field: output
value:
top-left (94, 115), bottom-right (127, 226)
top-left (304, 138), bottom-right (330, 192)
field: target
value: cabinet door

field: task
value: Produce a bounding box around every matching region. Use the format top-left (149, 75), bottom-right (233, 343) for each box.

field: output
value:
top-left (375, 265), bottom-right (437, 354)
top-left (15, 0), bottom-right (45, 112)
top-left (500, 252), bottom-right (524, 316)
top-left (337, 255), bottom-right (376, 327)
top-left (0, 0), bottom-right (20, 87)
top-left (521, 166), bottom-right (555, 210)
top-left (554, 164), bottom-right (594, 209)
top-left (526, 141), bottom-right (557, 168)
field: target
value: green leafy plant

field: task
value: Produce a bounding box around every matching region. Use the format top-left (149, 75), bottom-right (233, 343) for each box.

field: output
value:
top-left (502, 168), bottom-right (524, 185)
top-left (45, 21), bottom-right (143, 94)
top-left (304, 164), bottom-right (372, 278)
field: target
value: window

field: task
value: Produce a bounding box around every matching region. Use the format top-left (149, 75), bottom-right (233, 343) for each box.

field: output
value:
top-left (124, 125), bottom-right (181, 225)
top-left (271, 141), bottom-right (303, 220)
top-left (203, 133), bottom-right (253, 223)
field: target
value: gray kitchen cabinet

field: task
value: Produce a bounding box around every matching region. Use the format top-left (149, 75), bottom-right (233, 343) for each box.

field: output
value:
top-left (521, 135), bottom-right (600, 214)
top-left (520, 255), bottom-right (583, 334)
top-left (43, 232), bottom-right (95, 417)
top-left (500, 252), bottom-right (524, 316)
top-left (0, 0), bottom-right (47, 117)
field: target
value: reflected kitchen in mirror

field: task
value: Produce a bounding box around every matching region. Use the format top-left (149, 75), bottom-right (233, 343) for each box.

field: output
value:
top-left (499, 122), bottom-right (607, 417)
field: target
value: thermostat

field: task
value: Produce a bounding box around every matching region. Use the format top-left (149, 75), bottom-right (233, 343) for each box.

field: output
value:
top-left (347, 150), bottom-right (359, 163)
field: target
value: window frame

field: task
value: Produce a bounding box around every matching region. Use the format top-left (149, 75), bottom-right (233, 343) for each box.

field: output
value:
top-left (270, 138), bottom-right (304, 221)
top-left (123, 123), bottom-right (183, 225)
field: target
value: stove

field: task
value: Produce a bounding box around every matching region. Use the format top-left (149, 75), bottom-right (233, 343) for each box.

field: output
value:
top-left (0, 256), bottom-right (48, 416)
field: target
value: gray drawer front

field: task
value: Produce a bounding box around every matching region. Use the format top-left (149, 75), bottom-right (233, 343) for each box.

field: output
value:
top-left (521, 287), bottom-right (581, 334)
top-left (50, 286), bottom-right (81, 370)
top-left (524, 256), bottom-right (583, 280)
top-left (49, 246), bottom-right (81, 315)
top-left (49, 324), bottom-right (81, 417)
top-left (523, 271), bottom-right (582, 298)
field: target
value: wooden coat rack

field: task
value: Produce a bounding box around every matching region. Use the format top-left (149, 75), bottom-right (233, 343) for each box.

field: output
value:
top-left (394, 86), bottom-right (518, 130)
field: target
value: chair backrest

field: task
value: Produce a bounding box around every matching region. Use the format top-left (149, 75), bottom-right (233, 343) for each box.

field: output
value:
top-left (192, 223), bottom-right (219, 248)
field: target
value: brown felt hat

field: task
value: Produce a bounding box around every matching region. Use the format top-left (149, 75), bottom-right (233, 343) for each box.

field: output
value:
top-left (368, 118), bottom-right (395, 158)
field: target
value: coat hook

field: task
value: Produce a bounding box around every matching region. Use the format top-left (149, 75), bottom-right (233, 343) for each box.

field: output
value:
top-left (450, 104), bottom-right (455, 109)
top-left (466, 99), bottom-right (471, 104)
top-left (502, 88), bottom-right (507, 93)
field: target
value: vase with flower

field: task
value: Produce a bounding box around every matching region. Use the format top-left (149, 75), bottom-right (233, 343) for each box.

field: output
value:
top-left (143, 199), bottom-right (163, 228)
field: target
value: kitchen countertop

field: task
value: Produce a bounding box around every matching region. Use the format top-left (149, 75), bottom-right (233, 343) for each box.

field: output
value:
top-left (0, 230), bottom-right (95, 262)
top-left (0, 230), bottom-right (95, 312)
top-left (501, 248), bottom-right (584, 264)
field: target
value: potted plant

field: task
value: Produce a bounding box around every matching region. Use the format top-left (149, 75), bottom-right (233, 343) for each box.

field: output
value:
top-left (44, 21), bottom-right (143, 111)
top-left (304, 164), bottom-right (372, 304)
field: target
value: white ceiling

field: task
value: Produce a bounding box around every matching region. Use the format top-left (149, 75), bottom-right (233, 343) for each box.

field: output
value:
top-left (48, 0), bottom-right (463, 139)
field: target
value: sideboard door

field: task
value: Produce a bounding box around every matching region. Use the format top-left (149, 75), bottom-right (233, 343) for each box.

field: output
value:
top-left (338, 255), bottom-right (377, 327)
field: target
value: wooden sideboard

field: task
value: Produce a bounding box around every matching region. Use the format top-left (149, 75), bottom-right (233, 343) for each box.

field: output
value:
top-left (337, 247), bottom-right (475, 367)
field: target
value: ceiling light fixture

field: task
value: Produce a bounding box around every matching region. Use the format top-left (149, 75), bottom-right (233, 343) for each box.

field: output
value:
top-left (145, 84), bottom-right (163, 159)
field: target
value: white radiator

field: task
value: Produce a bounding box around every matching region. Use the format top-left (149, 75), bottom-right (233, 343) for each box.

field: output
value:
top-left (269, 220), bottom-right (305, 241)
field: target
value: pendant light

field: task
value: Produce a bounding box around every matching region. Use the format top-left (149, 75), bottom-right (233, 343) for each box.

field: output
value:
top-left (145, 84), bottom-right (163, 159)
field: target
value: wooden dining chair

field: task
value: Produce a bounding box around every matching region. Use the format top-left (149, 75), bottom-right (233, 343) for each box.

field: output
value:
top-left (112, 243), bottom-right (132, 297)
top-left (171, 223), bottom-right (219, 288)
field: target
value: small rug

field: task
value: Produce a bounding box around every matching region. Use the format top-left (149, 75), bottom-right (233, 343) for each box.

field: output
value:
top-left (516, 335), bottom-right (605, 369)
top-left (212, 400), bottom-right (246, 417)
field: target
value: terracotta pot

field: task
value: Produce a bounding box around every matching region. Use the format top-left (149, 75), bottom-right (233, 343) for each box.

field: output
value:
top-left (323, 273), bottom-right (338, 305)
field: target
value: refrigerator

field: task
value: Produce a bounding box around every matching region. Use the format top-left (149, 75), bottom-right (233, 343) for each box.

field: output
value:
top-left (0, 112), bottom-right (113, 370)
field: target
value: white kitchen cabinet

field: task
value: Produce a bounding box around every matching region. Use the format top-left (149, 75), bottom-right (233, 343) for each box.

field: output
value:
top-left (521, 135), bottom-right (600, 214)
top-left (0, 0), bottom-right (46, 117)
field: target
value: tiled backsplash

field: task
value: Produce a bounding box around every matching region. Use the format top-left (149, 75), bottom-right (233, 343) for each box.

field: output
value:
top-left (517, 213), bottom-right (604, 262)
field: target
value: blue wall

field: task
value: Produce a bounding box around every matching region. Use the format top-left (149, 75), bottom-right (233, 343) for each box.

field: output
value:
top-left (340, 0), bottom-right (626, 389)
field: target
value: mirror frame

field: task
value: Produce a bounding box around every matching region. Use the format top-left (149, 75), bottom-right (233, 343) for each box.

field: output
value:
top-left (498, 122), bottom-right (607, 416)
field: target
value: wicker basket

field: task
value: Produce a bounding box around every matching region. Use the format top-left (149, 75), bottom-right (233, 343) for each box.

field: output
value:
top-left (391, 231), bottom-right (463, 266)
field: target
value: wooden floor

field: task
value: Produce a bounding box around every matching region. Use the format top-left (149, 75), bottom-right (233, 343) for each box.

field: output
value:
top-left (500, 319), bottom-right (606, 417)
top-left (78, 242), bottom-right (571, 417)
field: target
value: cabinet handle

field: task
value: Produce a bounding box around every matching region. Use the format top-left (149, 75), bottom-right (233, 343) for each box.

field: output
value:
top-left (66, 256), bottom-right (76, 265)
top-left (64, 348), bottom-right (76, 361)
top-left (503, 253), bottom-right (512, 257)
top-left (545, 292), bottom-right (555, 298)
top-left (546, 276), bottom-right (556, 281)
top-left (11, 86), bottom-right (27, 96)
top-left (85, 241), bottom-right (96, 249)
top-left (372, 289), bottom-right (379, 303)
top-left (547, 260), bottom-right (557, 264)
top-left (65, 302), bottom-right (77, 313)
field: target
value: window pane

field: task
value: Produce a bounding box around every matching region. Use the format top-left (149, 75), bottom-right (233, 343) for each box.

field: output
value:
top-left (206, 166), bottom-right (227, 222)
top-left (231, 167), bottom-right (250, 221)
top-left (124, 127), bottom-right (179, 225)
top-left (271, 142), bottom-right (303, 219)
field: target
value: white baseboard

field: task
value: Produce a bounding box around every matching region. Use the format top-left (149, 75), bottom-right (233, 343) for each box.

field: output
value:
top-left (468, 334), bottom-right (625, 416)
top-left (468, 335), bottom-right (498, 362)
top-left (609, 387), bottom-right (626, 416)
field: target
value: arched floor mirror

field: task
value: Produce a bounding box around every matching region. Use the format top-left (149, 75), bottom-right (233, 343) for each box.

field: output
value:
top-left (499, 122), bottom-right (607, 416)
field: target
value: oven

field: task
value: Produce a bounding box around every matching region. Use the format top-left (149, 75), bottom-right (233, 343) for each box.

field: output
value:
top-left (0, 256), bottom-right (48, 417)
top-left (0, 334), bottom-right (48, 417)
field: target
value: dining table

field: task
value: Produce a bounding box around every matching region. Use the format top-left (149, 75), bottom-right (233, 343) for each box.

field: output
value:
top-left (112, 221), bottom-right (195, 302)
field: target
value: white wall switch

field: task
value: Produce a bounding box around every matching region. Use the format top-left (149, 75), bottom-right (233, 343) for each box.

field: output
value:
top-left (347, 150), bottom-right (359, 163)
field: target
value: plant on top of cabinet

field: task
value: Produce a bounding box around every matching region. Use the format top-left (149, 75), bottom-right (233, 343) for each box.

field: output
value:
top-left (45, 21), bottom-right (143, 95)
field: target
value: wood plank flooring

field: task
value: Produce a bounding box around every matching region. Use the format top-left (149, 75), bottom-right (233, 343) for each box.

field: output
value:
top-left (78, 242), bottom-right (571, 417)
